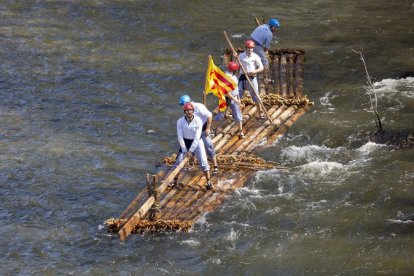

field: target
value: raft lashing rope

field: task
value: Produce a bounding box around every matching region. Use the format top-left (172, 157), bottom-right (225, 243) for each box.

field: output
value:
top-left (105, 218), bottom-right (191, 234)
top-left (162, 154), bottom-right (280, 171)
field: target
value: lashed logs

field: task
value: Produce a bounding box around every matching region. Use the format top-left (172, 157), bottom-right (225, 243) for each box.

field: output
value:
top-left (267, 49), bottom-right (305, 96)
top-left (162, 175), bottom-right (205, 220)
top-left (215, 106), bottom-right (257, 152)
top-left (113, 100), bottom-right (311, 238)
top-left (233, 106), bottom-right (287, 154)
top-left (272, 55), bottom-right (281, 94)
top-left (111, 46), bottom-right (310, 238)
top-left (280, 54), bottom-right (287, 96)
top-left (118, 156), bottom-right (189, 240)
top-left (186, 171), bottom-right (253, 221)
top-left (288, 54), bottom-right (295, 97)
top-left (265, 105), bottom-right (310, 146)
top-left (217, 48), bottom-right (306, 97)
top-left (294, 54), bottom-right (304, 97)
top-left (156, 172), bottom-right (201, 218)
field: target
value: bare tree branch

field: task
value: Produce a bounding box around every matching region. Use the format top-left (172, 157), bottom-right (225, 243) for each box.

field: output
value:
top-left (351, 48), bottom-right (382, 132)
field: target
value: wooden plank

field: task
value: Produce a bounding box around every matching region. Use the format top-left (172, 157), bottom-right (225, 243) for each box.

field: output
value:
top-left (118, 156), bottom-right (189, 241)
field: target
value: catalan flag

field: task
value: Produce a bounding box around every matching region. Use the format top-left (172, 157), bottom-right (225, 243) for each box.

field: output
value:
top-left (204, 55), bottom-right (237, 112)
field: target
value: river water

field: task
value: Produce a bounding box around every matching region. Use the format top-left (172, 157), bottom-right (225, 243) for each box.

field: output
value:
top-left (1, 0), bottom-right (413, 275)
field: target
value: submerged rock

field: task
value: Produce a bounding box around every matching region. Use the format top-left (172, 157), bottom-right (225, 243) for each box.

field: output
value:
top-left (372, 130), bottom-right (414, 148)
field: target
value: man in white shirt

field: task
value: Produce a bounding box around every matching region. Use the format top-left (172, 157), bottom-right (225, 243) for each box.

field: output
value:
top-left (179, 95), bottom-right (219, 174)
top-left (171, 102), bottom-right (212, 189)
top-left (238, 40), bottom-right (264, 119)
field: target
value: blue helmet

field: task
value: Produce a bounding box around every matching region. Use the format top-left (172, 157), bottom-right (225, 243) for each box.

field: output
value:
top-left (269, 18), bottom-right (280, 28)
top-left (179, 95), bottom-right (191, 106)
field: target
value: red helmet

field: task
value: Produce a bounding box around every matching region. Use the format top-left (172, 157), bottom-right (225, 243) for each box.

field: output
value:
top-left (245, 40), bottom-right (255, 48)
top-left (183, 102), bottom-right (194, 111)
top-left (227, 61), bottom-right (239, 71)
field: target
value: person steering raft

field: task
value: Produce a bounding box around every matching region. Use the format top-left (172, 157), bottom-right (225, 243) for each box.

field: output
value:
top-left (171, 102), bottom-right (213, 190)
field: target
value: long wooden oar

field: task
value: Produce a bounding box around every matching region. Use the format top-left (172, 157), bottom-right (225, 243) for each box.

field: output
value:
top-left (223, 31), bottom-right (273, 124)
top-left (118, 156), bottom-right (189, 241)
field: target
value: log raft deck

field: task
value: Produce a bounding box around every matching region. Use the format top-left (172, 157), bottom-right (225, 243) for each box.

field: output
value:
top-left (106, 48), bottom-right (313, 240)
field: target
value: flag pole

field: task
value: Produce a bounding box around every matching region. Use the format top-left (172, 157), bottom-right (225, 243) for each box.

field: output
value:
top-left (223, 31), bottom-right (273, 124)
top-left (202, 55), bottom-right (211, 105)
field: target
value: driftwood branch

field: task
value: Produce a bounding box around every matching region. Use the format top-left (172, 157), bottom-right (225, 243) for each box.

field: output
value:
top-left (351, 48), bottom-right (382, 132)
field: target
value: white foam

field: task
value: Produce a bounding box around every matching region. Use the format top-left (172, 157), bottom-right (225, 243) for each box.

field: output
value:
top-left (299, 161), bottom-right (345, 177)
top-left (372, 77), bottom-right (414, 98)
top-left (319, 91), bottom-right (335, 107)
top-left (238, 186), bottom-right (262, 196)
top-left (231, 33), bottom-right (244, 38)
top-left (386, 219), bottom-right (414, 224)
top-left (225, 228), bottom-right (239, 241)
top-left (195, 212), bottom-right (210, 226)
top-left (265, 207), bottom-right (281, 215)
top-left (307, 200), bottom-right (328, 210)
top-left (281, 145), bottom-right (346, 163)
top-left (356, 142), bottom-right (386, 154)
top-left (180, 239), bottom-right (200, 246)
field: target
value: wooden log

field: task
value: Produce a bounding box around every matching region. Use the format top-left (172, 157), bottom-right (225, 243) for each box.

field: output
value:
top-left (166, 176), bottom-right (208, 220)
top-left (280, 54), bottom-right (287, 96)
top-left (233, 106), bottom-right (285, 154)
top-left (272, 55), bottom-right (281, 95)
top-left (203, 171), bottom-right (252, 213)
top-left (119, 170), bottom-right (165, 219)
top-left (215, 105), bottom-right (258, 152)
top-left (184, 173), bottom-right (241, 221)
top-left (288, 54), bottom-right (295, 97)
top-left (118, 156), bottom-right (189, 241)
top-left (226, 104), bottom-right (281, 154)
top-left (212, 110), bottom-right (235, 133)
top-left (294, 54), bottom-right (304, 97)
top-left (265, 105), bottom-right (310, 145)
top-left (156, 169), bottom-right (200, 216)
top-left (186, 171), bottom-right (252, 221)
top-left (213, 105), bottom-right (255, 146)
top-left (245, 106), bottom-right (297, 153)
top-left (216, 105), bottom-right (261, 155)
top-left (161, 174), bottom-right (204, 220)
top-left (218, 134), bottom-right (242, 155)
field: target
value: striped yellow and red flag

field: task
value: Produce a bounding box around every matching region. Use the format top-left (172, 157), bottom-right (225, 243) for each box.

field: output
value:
top-left (204, 55), bottom-right (237, 112)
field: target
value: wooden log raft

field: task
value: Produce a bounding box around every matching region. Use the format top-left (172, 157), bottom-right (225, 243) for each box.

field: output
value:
top-left (105, 47), bottom-right (311, 240)
top-left (106, 93), bottom-right (313, 239)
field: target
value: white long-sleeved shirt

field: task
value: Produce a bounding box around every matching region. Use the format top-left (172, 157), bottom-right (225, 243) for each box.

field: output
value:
top-left (238, 52), bottom-right (263, 74)
top-left (177, 115), bottom-right (203, 153)
top-left (192, 102), bottom-right (212, 125)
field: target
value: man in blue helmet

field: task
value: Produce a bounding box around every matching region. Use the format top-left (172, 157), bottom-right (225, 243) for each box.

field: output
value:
top-left (250, 18), bottom-right (280, 84)
top-left (179, 95), bottom-right (219, 175)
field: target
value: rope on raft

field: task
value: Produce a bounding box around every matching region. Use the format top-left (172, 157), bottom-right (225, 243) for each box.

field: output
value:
top-left (161, 153), bottom-right (282, 171)
top-left (105, 218), bottom-right (191, 234)
top-left (241, 94), bottom-right (313, 107)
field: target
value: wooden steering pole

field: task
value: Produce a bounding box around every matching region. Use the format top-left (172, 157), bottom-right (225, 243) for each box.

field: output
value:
top-left (223, 31), bottom-right (273, 124)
